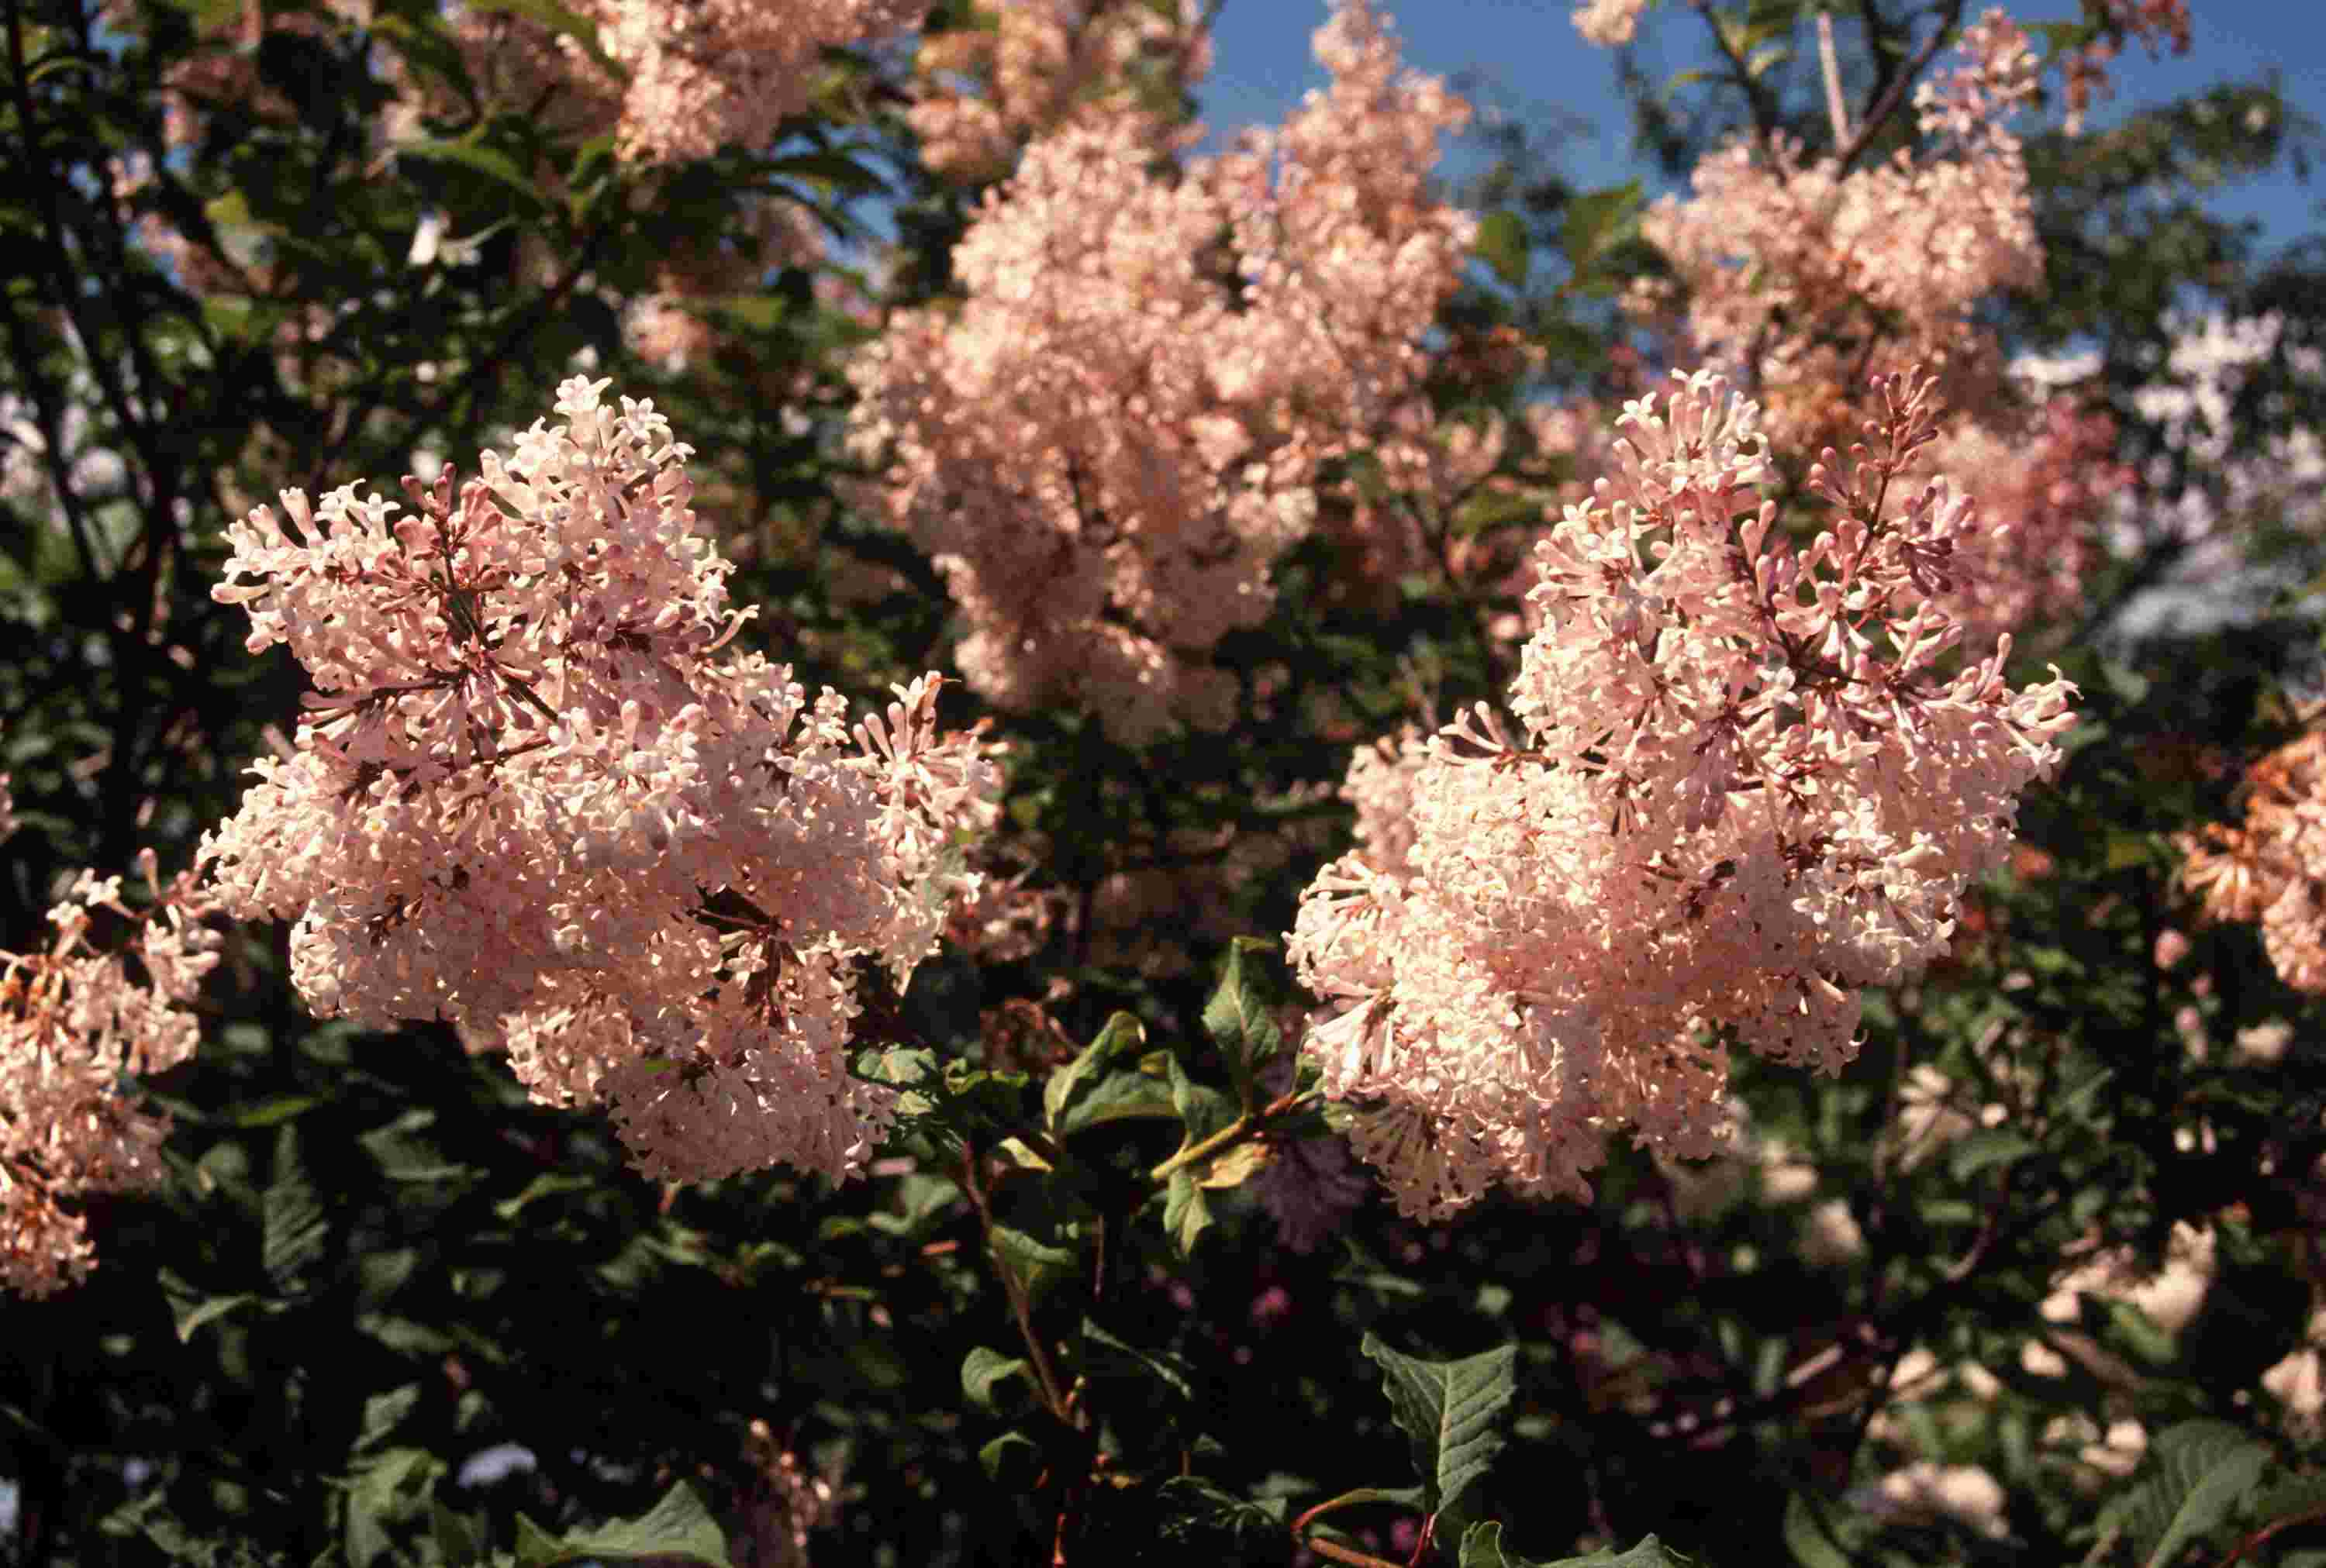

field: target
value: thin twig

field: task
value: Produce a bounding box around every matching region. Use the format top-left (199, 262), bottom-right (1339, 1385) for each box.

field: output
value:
top-left (1817, 10), bottom-right (1852, 146)
top-left (959, 1139), bottom-right (1073, 1422)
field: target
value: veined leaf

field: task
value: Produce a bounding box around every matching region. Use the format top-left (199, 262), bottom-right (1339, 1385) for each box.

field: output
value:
top-left (1361, 1334), bottom-right (1518, 1524)
top-left (1046, 1011), bottom-right (1146, 1131)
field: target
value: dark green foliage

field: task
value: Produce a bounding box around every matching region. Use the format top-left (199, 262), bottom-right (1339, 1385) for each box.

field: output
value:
top-left (6, 0), bottom-right (2326, 1563)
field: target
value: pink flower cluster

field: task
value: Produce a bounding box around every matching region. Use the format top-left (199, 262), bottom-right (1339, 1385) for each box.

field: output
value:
top-left (1, 841), bottom-right (221, 1297)
top-left (620, 199), bottom-right (830, 375)
top-left (1288, 369), bottom-right (2077, 1219)
top-left (374, 0), bottom-right (926, 166)
top-left (909, 0), bottom-right (1214, 181)
top-left (1919, 396), bottom-right (2132, 645)
top-left (849, 0), bottom-right (1475, 743)
top-left (198, 377), bottom-right (999, 1184)
top-left (1564, 8), bottom-right (2134, 646)
top-left (1571, 0), bottom-right (1648, 47)
top-left (1634, 12), bottom-right (2042, 459)
top-left (2180, 730), bottom-right (2326, 994)
top-left (592, 0), bottom-right (929, 164)
top-left (2060, 0), bottom-right (2194, 133)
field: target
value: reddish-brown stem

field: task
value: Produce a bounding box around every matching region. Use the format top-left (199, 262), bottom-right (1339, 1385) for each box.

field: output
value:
top-left (2214, 1504), bottom-right (2326, 1568)
top-left (958, 1139), bottom-right (1073, 1423)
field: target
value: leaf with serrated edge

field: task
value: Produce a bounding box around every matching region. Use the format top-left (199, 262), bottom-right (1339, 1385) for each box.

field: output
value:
top-left (1165, 1169), bottom-right (1211, 1255)
top-left (547, 1480), bottom-right (734, 1566)
top-left (1361, 1333), bottom-right (1517, 1522)
top-left (2103, 1419), bottom-right (2273, 1568)
top-left (1201, 936), bottom-right (1282, 1105)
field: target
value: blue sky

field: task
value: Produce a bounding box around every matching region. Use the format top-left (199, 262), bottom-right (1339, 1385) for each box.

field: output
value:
top-left (1192, 0), bottom-right (2326, 257)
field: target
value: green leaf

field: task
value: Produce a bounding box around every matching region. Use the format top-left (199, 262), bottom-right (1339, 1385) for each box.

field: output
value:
top-left (996, 1136), bottom-right (1053, 1171)
top-left (1058, 1069), bottom-right (1180, 1134)
top-left (962, 1346), bottom-right (1032, 1411)
top-left (2252, 1473), bottom-right (2326, 1534)
top-left (1201, 936), bottom-right (1283, 1109)
top-left (1360, 1334), bottom-right (1518, 1525)
top-left (2102, 1419), bottom-right (2273, 1568)
top-left (262, 1124), bottom-right (328, 1285)
top-left (1045, 1011), bottom-right (1146, 1131)
top-left (990, 1225), bottom-right (1077, 1307)
top-left (1084, 1316), bottom-right (1196, 1404)
top-left (546, 1480), bottom-right (735, 1566)
top-left (979, 1430), bottom-right (1041, 1484)
top-left (1161, 1048), bottom-right (1237, 1146)
top-left (1199, 1139), bottom-right (1271, 1191)
top-left (1562, 181), bottom-right (1643, 274)
top-left (1782, 1494), bottom-right (1851, 1568)
top-left (868, 1173), bottom-right (962, 1237)
top-left (361, 1110), bottom-right (471, 1184)
top-left (1165, 1169), bottom-right (1212, 1256)
top-left (2106, 829), bottom-right (2166, 870)
top-left (464, 0), bottom-right (624, 76)
top-left (1451, 488), bottom-right (1550, 539)
top-left (231, 1094), bottom-right (324, 1128)
top-left (1459, 1524), bottom-right (1696, 1567)
top-left (394, 138), bottom-right (550, 212)
top-left (344, 1449), bottom-right (443, 1568)
top-left (355, 1384), bottom-right (419, 1453)
top-left (492, 1172), bottom-right (598, 1219)
top-left (430, 1501), bottom-right (487, 1565)
top-left (1946, 1128), bottom-right (2036, 1181)
top-left (1463, 1522), bottom-right (1541, 1566)
top-left (160, 1271), bottom-right (281, 1343)
top-left (2098, 1297), bottom-right (2183, 1368)
top-left (202, 188), bottom-right (266, 238)
top-left (1343, 449), bottom-right (1393, 504)
top-left (1475, 209), bottom-right (1531, 288)
top-left (1156, 1477), bottom-right (1290, 1547)
top-left (512, 1511), bottom-right (566, 1568)
top-left (765, 150), bottom-right (892, 198)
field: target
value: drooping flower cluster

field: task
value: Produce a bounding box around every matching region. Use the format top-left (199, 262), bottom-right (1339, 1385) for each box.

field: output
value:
top-left (172, 0), bottom-right (923, 167)
top-left (2179, 729), bottom-right (2326, 992)
top-left (2059, 0), bottom-right (2194, 133)
top-left (1570, 0), bottom-right (1648, 47)
top-left (1633, 12), bottom-right (2043, 458)
top-left (1521, 370), bottom-right (2129, 656)
top-left (1, 843), bottom-right (222, 1297)
top-left (1287, 369), bottom-right (2077, 1218)
top-left (199, 377), bottom-right (999, 1184)
top-left (909, 0), bottom-right (1214, 181)
top-left (1563, 7), bottom-right (2134, 646)
top-left (591, 0), bottom-right (930, 164)
top-left (850, 0), bottom-right (1475, 742)
top-left (381, 0), bottom-right (926, 167)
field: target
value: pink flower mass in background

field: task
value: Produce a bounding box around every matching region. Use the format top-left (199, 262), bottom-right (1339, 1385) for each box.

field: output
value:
top-left (850, 0), bottom-right (1476, 742)
top-left (2, 0), bottom-right (2214, 1297)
